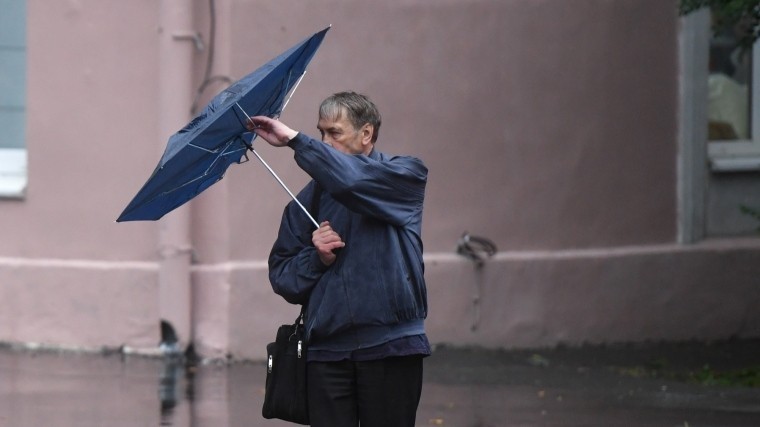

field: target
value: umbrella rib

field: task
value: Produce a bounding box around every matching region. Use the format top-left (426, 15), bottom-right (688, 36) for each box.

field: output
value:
top-left (187, 142), bottom-right (221, 154)
top-left (280, 71), bottom-right (305, 115)
top-left (160, 139), bottom-right (243, 197)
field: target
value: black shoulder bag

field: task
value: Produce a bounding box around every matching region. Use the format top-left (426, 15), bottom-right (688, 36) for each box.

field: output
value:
top-left (262, 310), bottom-right (308, 424)
top-left (262, 183), bottom-right (322, 425)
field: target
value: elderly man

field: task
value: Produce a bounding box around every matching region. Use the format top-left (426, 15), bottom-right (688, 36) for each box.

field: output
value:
top-left (248, 91), bottom-right (430, 427)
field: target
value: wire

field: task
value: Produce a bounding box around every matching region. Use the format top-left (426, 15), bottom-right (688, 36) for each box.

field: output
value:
top-left (456, 232), bottom-right (497, 267)
top-left (191, 0), bottom-right (234, 115)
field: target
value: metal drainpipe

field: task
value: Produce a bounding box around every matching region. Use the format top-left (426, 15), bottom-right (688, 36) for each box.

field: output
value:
top-left (158, 0), bottom-right (195, 353)
top-left (191, 0), bottom-right (232, 360)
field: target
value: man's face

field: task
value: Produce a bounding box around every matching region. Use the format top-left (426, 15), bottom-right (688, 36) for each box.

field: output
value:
top-left (317, 109), bottom-right (373, 156)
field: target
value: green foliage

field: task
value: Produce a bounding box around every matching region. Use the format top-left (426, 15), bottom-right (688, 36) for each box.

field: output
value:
top-left (690, 365), bottom-right (760, 387)
top-left (680, 0), bottom-right (758, 17)
top-left (616, 360), bottom-right (760, 388)
top-left (740, 204), bottom-right (760, 232)
top-left (680, 0), bottom-right (760, 46)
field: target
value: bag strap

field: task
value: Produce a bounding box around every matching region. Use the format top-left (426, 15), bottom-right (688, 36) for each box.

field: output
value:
top-left (296, 182), bottom-right (322, 329)
top-left (310, 182), bottom-right (322, 227)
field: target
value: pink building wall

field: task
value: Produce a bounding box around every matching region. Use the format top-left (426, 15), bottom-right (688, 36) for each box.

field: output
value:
top-left (0, 0), bottom-right (758, 360)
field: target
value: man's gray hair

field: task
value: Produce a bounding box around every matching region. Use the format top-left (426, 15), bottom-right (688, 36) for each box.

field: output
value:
top-left (319, 91), bottom-right (382, 143)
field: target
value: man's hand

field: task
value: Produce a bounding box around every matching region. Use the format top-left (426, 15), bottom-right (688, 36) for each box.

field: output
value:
top-left (312, 221), bottom-right (345, 266)
top-left (246, 116), bottom-right (298, 147)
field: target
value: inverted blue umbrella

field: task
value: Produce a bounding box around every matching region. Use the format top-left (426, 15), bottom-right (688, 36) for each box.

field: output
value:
top-left (117, 27), bottom-right (329, 223)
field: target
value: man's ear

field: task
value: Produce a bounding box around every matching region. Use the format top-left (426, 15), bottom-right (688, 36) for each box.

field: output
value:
top-left (360, 123), bottom-right (374, 146)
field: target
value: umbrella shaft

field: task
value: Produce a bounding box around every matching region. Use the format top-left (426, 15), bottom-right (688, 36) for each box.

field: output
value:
top-left (250, 148), bottom-right (320, 229)
top-left (235, 102), bottom-right (319, 228)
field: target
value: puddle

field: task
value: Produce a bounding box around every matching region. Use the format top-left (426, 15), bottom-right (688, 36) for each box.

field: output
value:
top-left (1, 346), bottom-right (759, 426)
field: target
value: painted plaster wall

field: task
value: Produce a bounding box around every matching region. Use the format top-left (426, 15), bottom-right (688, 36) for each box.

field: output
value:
top-left (225, 0), bottom-right (680, 256)
top-left (221, 0), bottom-right (760, 359)
top-left (707, 174), bottom-right (760, 235)
top-left (0, 0), bottom-right (758, 359)
top-left (0, 0), bottom-right (163, 351)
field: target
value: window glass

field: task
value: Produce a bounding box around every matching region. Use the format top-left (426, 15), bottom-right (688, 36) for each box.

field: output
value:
top-left (707, 13), bottom-right (753, 141)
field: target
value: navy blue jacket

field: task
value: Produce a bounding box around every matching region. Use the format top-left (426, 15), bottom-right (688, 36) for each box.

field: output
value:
top-left (268, 133), bottom-right (429, 352)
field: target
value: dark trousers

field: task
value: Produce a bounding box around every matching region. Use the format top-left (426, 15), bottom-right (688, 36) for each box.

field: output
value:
top-left (307, 356), bottom-right (424, 427)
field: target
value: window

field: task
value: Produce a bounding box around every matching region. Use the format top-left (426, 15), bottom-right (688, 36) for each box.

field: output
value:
top-left (706, 8), bottom-right (760, 172)
top-left (679, 7), bottom-right (760, 242)
top-left (0, 0), bottom-right (27, 198)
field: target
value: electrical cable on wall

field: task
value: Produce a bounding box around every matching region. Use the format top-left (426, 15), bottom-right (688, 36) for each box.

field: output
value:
top-left (191, 0), bottom-right (234, 115)
top-left (455, 232), bottom-right (497, 331)
top-left (456, 232), bottom-right (497, 268)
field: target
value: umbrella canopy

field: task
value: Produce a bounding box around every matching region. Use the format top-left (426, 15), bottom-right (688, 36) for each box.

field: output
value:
top-left (117, 27), bottom-right (329, 222)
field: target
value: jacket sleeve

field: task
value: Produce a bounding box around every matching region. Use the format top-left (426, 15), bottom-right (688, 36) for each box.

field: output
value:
top-left (268, 187), bottom-right (329, 305)
top-left (288, 133), bottom-right (428, 226)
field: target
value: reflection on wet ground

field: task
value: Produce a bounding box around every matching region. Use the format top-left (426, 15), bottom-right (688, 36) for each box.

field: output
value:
top-left (1, 341), bottom-right (760, 426)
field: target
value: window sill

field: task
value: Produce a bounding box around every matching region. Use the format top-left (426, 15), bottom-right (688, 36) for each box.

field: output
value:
top-left (708, 141), bottom-right (760, 172)
top-left (709, 155), bottom-right (760, 172)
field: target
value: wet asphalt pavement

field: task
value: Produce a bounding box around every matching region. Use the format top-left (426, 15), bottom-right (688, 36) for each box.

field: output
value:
top-left (0, 340), bottom-right (759, 426)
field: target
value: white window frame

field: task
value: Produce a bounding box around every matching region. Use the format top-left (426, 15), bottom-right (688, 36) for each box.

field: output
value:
top-left (0, 148), bottom-right (27, 200)
top-left (0, 148), bottom-right (26, 197)
top-left (707, 14), bottom-right (760, 172)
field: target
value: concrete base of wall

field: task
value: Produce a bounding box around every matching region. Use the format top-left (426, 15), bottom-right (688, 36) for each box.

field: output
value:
top-left (0, 258), bottom-right (158, 351)
top-left (226, 237), bottom-right (760, 360)
top-left (424, 237), bottom-right (760, 350)
top-left (2, 238), bottom-right (759, 361)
